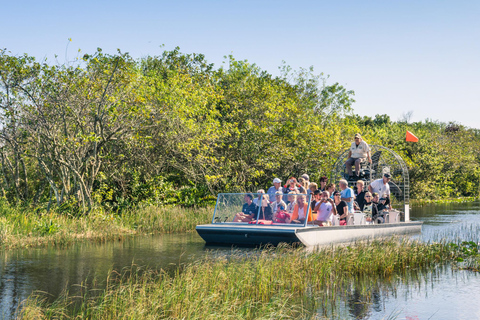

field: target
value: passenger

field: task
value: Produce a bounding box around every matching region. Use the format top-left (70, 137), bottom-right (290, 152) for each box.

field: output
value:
top-left (311, 189), bottom-right (321, 213)
top-left (286, 192), bottom-right (297, 214)
top-left (333, 191), bottom-right (348, 225)
top-left (267, 178), bottom-right (283, 203)
top-left (308, 182), bottom-right (318, 196)
top-left (233, 193), bottom-right (258, 222)
top-left (301, 173), bottom-right (310, 184)
top-left (271, 191), bottom-right (287, 216)
top-left (368, 173), bottom-right (391, 204)
top-left (288, 194), bottom-right (313, 224)
top-left (319, 176), bottom-right (328, 192)
top-left (363, 192), bottom-right (379, 222)
top-left (354, 180), bottom-right (366, 211)
top-left (258, 194), bottom-right (273, 220)
top-left (283, 177), bottom-right (300, 202)
top-left (345, 133), bottom-right (372, 179)
top-left (297, 177), bottom-right (309, 194)
top-left (373, 193), bottom-right (389, 211)
top-left (253, 189), bottom-right (265, 206)
top-left (325, 183), bottom-right (336, 199)
top-left (339, 179), bottom-right (355, 213)
top-left (371, 193), bottom-right (388, 211)
top-left (312, 191), bottom-right (336, 226)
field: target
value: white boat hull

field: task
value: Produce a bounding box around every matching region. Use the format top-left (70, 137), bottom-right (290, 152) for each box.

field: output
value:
top-left (295, 221), bottom-right (422, 247)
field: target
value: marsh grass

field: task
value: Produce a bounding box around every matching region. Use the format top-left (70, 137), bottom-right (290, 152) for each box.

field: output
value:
top-left (0, 204), bottom-right (212, 250)
top-left (410, 197), bottom-right (479, 207)
top-left (19, 239), bottom-right (466, 319)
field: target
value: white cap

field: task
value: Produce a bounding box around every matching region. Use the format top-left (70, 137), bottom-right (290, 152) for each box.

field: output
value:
top-left (273, 178), bottom-right (281, 184)
top-left (301, 174), bottom-right (309, 181)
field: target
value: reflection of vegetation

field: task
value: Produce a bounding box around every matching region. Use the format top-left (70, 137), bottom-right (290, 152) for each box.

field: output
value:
top-left (20, 238), bottom-right (477, 319)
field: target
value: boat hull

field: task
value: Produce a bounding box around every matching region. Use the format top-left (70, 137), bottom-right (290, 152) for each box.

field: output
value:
top-left (196, 224), bottom-right (299, 246)
top-left (196, 221), bottom-right (423, 247)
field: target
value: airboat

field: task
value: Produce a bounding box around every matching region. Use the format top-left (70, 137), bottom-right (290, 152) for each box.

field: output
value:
top-left (196, 145), bottom-right (422, 246)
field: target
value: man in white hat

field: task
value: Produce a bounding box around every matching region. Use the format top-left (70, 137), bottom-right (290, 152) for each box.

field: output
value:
top-left (345, 133), bottom-right (372, 179)
top-left (267, 178), bottom-right (283, 202)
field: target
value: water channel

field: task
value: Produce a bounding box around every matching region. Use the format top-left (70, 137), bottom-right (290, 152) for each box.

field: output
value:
top-left (1, 201), bottom-right (480, 319)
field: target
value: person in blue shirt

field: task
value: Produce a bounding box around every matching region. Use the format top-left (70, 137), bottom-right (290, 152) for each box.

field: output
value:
top-left (233, 194), bottom-right (258, 222)
top-left (339, 179), bottom-right (354, 213)
top-left (267, 178), bottom-right (283, 202)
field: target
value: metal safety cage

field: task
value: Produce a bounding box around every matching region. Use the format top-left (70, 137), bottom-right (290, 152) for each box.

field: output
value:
top-left (330, 145), bottom-right (410, 213)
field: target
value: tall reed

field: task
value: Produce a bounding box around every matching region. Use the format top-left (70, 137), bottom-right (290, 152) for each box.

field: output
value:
top-left (19, 239), bottom-right (466, 319)
top-left (0, 204), bottom-right (212, 250)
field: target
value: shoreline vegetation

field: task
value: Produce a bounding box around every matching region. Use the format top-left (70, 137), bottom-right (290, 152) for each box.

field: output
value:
top-left (0, 197), bottom-right (478, 250)
top-left (0, 47), bottom-right (479, 251)
top-left (0, 203), bottom-right (211, 250)
top-left (19, 238), bottom-right (480, 319)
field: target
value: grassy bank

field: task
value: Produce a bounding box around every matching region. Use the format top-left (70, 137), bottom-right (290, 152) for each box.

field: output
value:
top-left (1, 195), bottom-right (478, 250)
top-left (410, 196), bottom-right (479, 207)
top-left (0, 203), bottom-right (212, 250)
top-left (18, 239), bottom-right (480, 319)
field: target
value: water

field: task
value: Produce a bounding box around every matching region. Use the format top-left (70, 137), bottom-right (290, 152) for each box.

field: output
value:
top-left (329, 200), bottom-right (480, 319)
top-left (1, 201), bottom-right (479, 319)
top-left (413, 201), bottom-right (480, 243)
top-left (0, 233), bottom-right (207, 318)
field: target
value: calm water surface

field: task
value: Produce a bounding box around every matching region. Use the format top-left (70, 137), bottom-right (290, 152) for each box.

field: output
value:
top-left (1, 201), bottom-right (479, 319)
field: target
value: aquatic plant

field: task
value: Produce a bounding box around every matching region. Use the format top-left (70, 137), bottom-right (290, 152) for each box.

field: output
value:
top-left (19, 238), bottom-right (469, 319)
top-left (0, 204), bottom-right (211, 250)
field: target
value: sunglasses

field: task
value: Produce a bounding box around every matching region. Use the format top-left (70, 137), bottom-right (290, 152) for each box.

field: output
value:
top-left (365, 196), bottom-right (372, 198)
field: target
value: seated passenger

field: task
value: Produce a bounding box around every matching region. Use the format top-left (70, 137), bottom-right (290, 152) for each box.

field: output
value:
top-left (287, 194), bottom-right (313, 224)
top-left (267, 178), bottom-right (283, 203)
top-left (286, 192), bottom-right (297, 214)
top-left (372, 193), bottom-right (389, 212)
top-left (363, 192), bottom-right (379, 222)
top-left (311, 189), bottom-right (321, 213)
top-left (312, 191), bottom-right (336, 226)
top-left (325, 183), bottom-right (336, 199)
top-left (378, 197), bottom-right (389, 211)
top-left (297, 177), bottom-right (309, 194)
top-left (354, 180), bottom-right (366, 211)
top-left (273, 205), bottom-right (290, 223)
top-left (307, 182), bottom-right (318, 196)
top-left (319, 176), bottom-right (328, 191)
top-left (271, 191), bottom-right (287, 217)
top-left (258, 194), bottom-right (273, 220)
top-left (253, 189), bottom-right (265, 206)
top-left (282, 177), bottom-right (300, 202)
top-left (233, 193), bottom-right (258, 222)
top-left (333, 191), bottom-right (348, 225)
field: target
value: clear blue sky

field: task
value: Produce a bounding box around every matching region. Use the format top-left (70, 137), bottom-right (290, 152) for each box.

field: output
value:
top-left (2, 0), bottom-right (479, 128)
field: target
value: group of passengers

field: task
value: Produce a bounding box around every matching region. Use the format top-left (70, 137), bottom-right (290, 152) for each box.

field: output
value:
top-left (234, 172), bottom-right (392, 226)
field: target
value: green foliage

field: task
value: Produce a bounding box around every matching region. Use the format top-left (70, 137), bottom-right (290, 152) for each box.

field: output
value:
top-left (1, 47), bottom-right (479, 212)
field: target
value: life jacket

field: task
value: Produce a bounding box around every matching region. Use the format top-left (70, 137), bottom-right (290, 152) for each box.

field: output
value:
top-left (274, 210), bottom-right (290, 223)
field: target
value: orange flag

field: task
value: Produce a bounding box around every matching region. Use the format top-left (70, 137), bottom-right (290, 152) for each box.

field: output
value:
top-left (406, 130), bottom-right (419, 142)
